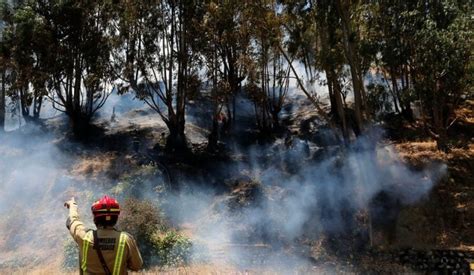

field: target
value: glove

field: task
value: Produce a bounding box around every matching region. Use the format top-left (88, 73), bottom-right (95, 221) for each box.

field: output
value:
top-left (64, 197), bottom-right (76, 209)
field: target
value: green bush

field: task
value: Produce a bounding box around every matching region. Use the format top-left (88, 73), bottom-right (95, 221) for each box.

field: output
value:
top-left (118, 198), bottom-right (192, 268)
top-left (118, 198), bottom-right (166, 238)
top-left (117, 198), bottom-right (166, 266)
top-left (151, 230), bottom-right (192, 267)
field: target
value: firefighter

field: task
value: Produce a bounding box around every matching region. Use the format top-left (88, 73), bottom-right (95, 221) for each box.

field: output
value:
top-left (64, 195), bottom-right (143, 275)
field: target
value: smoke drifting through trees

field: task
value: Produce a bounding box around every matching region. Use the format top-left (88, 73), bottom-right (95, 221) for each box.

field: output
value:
top-left (163, 129), bottom-right (446, 267)
top-left (0, 0), bottom-right (470, 272)
top-left (1, 0), bottom-right (471, 151)
top-left (0, 123), bottom-right (446, 270)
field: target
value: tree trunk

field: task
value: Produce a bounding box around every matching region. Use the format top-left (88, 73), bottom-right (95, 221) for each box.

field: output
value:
top-left (271, 110), bottom-right (280, 129)
top-left (328, 81), bottom-right (338, 116)
top-left (400, 68), bottom-right (414, 121)
top-left (327, 68), bottom-right (350, 140)
top-left (20, 87), bottom-right (30, 118)
top-left (401, 101), bottom-right (414, 121)
top-left (277, 44), bottom-right (340, 136)
top-left (208, 51), bottom-right (220, 151)
top-left (433, 100), bottom-right (448, 152)
top-left (335, 0), bottom-right (367, 132)
top-left (0, 70), bottom-right (5, 133)
top-left (207, 118), bottom-right (219, 151)
top-left (71, 114), bottom-right (91, 138)
top-left (389, 67), bottom-right (401, 113)
top-left (33, 94), bottom-right (43, 119)
top-left (73, 56), bottom-right (82, 113)
top-left (232, 93), bottom-right (236, 123)
top-left (166, 120), bottom-right (188, 153)
top-left (318, 22), bottom-right (350, 141)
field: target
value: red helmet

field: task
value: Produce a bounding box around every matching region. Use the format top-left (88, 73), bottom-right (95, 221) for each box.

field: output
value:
top-left (91, 195), bottom-right (120, 220)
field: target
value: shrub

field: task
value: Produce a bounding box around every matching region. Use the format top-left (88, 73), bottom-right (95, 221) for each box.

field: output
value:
top-left (151, 230), bottom-right (192, 267)
top-left (118, 198), bottom-right (166, 237)
top-left (118, 198), bottom-right (192, 267)
top-left (118, 198), bottom-right (166, 266)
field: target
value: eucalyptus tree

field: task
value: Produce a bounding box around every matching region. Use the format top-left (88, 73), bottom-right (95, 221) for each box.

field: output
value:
top-left (198, 0), bottom-right (252, 148)
top-left (243, 0), bottom-right (292, 132)
top-left (0, 0), bottom-right (53, 130)
top-left (2, 4), bottom-right (53, 123)
top-left (333, 0), bottom-right (370, 130)
top-left (22, 0), bottom-right (116, 135)
top-left (338, 0), bottom-right (472, 150)
top-left (283, 0), bottom-right (369, 136)
top-left (364, 1), bottom-right (420, 120)
top-left (409, 0), bottom-right (473, 151)
top-left (366, 0), bottom-right (472, 150)
top-left (0, 1), bottom-right (11, 132)
top-left (113, 0), bottom-right (205, 151)
top-left (314, 0), bottom-right (352, 138)
top-left (280, 0), bottom-right (355, 139)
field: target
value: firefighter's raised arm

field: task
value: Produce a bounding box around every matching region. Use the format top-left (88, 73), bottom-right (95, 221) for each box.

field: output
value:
top-left (65, 195), bottom-right (144, 273)
top-left (64, 197), bottom-right (88, 243)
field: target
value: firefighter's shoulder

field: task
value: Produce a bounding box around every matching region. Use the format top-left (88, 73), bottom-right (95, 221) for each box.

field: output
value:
top-left (120, 231), bottom-right (137, 243)
top-left (120, 231), bottom-right (141, 253)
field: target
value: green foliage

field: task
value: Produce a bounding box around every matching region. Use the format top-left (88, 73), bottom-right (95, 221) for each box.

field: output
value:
top-left (0, 0), bottom-right (116, 129)
top-left (118, 198), bottom-right (158, 265)
top-left (150, 230), bottom-right (192, 267)
top-left (364, 0), bottom-right (472, 148)
top-left (366, 83), bottom-right (392, 118)
top-left (1, 0), bottom-right (472, 147)
top-left (117, 198), bottom-right (193, 267)
top-left (62, 238), bottom-right (79, 271)
top-left (409, 1), bottom-right (472, 149)
top-left (413, 10), bottom-right (472, 102)
top-left (118, 198), bottom-right (166, 241)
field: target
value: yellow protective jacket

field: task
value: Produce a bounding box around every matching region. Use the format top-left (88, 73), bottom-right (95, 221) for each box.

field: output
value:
top-left (67, 202), bottom-right (143, 275)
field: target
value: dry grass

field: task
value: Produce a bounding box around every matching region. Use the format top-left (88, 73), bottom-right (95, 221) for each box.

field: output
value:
top-left (0, 259), bottom-right (65, 275)
top-left (454, 100), bottom-right (474, 124)
top-left (70, 152), bottom-right (116, 179)
top-left (70, 152), bottom-right (141, 181)
top-left (3, 264), bottom-right (339, 275)
top-left (392, 120), bottom-right (474, 250)
top-left (138, 265), bottom-right (251, 275)
top-left (395, 141), bottom-right (474, 166)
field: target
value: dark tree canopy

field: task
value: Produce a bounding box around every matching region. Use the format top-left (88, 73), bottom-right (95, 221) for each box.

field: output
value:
top-left (0, 0), bottom-right (471, 150)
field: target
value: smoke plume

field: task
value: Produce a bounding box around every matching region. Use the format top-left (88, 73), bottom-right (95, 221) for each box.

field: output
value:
top-left (0, 122), bottom-right (446, 271)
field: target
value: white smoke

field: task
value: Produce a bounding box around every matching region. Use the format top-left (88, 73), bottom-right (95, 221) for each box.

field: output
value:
top-left (159, 128), bottom-right (447, 269)
top-left (0, 122), bottom-right (447, 271)
top-left (0, 126), bottom-right (107, 268)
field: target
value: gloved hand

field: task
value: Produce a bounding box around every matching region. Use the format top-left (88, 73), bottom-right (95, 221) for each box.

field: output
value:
top-left (64, 197), bottom-right (76, 209)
